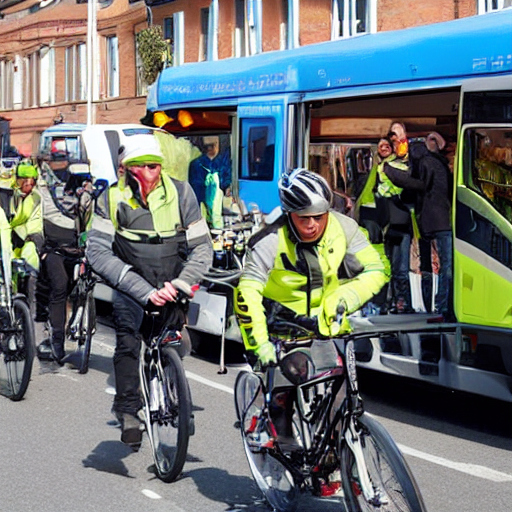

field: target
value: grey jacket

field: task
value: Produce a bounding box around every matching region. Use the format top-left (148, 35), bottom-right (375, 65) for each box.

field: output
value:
top-left (86, 177), bottom-right (212, 305)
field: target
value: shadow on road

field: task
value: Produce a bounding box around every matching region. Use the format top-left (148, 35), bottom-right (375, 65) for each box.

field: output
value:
top-left (82, 440), bottom-right (135, 478)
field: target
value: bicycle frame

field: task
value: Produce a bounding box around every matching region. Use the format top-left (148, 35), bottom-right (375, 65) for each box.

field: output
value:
top-left (68, 258), bottom-right (96, 341)
top-left (253, 331), bottom-right (391, 504)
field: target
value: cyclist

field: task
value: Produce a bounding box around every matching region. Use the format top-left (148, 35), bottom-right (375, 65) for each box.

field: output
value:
top-left (235, 168), bottom-right (388, 447)
top-left (36, 161), bottom-right (94, 363)
top-left (0, 162), bottom-right (43, 273)
top-left (86, 134), bottom-right (212, 449)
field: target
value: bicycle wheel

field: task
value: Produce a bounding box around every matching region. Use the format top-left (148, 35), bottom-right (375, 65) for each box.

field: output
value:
top-left (340, 412), bottom-right (426, 512)
top-left (148, 345), bottom-right (192, 482)
top-left (78, 291), bottom-right (95, 375)
top-left (0, 299), bottom-right (35, 401)
top-left (234, 371), bottom-right (299, 512)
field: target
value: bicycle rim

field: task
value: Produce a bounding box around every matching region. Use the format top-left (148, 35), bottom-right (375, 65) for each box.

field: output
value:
top-left (78, 292), bottom-right (95, 374)
top-left (340, 413), bottom-right (426, 512)
top-left (149, 346), bottom-right (191, 482)
top-left (0, 299), bottom-right (35, 401)
top-left (234, 371), bottom-right (298, 512)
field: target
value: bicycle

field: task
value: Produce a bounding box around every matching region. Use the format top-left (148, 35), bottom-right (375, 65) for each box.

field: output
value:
top-left (65, 257), bottom-right (97, 374)
top-left (0, 256), bottom-right (36, 401)
top-left (234, 320), bottom-right (426, 512)
top-left (138, 292), bottom-right (195, 483)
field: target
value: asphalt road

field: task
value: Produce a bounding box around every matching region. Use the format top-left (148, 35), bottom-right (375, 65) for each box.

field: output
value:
top-left (1, 319), bottom-right (512, 512)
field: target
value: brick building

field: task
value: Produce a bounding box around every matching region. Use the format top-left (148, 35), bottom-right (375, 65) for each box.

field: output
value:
top-left (0, 0), bottom-right (508, 155)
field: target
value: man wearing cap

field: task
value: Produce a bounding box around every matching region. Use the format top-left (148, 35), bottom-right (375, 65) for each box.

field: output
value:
top-left (86, 133), bottom-right (212, 449)
top-left (0, 162), bottom-right (44, 273)
top-left (188, 136), bottom-right (231, 228)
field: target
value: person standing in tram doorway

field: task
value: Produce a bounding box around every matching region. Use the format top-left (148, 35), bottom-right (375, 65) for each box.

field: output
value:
top-left (188, 136), bottom-right (232, 229)
top-left (374, 122), bottom-right (414, 314)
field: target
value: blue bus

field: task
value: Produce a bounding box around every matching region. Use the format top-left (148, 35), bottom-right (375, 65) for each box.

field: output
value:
top-left (147, 9), bottom-right (512, 402)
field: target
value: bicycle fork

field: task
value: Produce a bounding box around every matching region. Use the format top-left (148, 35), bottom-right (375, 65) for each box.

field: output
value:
top-left (343, 338), bottom-right (389, 506)
top-left (344, 417), bottom-right (389, 506)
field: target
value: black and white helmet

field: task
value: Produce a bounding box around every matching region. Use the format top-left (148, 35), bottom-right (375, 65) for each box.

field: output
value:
top-left (278, 168), bottom-right (332, 215)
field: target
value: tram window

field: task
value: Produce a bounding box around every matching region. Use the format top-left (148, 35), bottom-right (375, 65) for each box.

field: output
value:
top-left (239, 118), bottom-right (275, 181)
top-left (464, 127), bottom-right (512, 221)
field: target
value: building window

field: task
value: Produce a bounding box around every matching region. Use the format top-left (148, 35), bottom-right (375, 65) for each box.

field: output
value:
top-left (478, 0), bottom-right (512, 13)
top-left (65, 43), bottom-right (87, 102)
top-left (39, 46), bottom-right (55, 106)
top-left (200, 7), bottom-right (209, 61)
top-left (163, 16), bottom-right (174, 66)
top-left (0, 60), bottom-right (14, 111)
top-left (234, 0), bottom-right (246, 57)
top-left (135, 37), bottom-right (147, 97)
top-left (331, 0), bottom-right (376, 39)
top-left (106, 35), bottom-right (119, 98)
top-left (280, 0), bottom-right (299, 50)
top-left (164, 12), bottom-right (184, 67)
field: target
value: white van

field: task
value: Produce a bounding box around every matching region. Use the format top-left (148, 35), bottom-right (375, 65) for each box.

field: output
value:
top-left (38, 123), bottom-right (167, 183)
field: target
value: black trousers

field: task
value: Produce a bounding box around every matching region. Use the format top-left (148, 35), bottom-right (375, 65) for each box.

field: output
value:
top-left (112, 291), bottom-right (145, 415)
top-left (43, 251), bottom-right (77, 345)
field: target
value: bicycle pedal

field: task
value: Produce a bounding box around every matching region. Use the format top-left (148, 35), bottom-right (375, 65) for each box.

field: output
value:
top-left (189, 414), bottom-right (195, 436)
top-left (233, 420), bottom-right (242, 429)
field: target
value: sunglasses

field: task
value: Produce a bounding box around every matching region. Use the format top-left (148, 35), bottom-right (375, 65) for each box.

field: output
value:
top-left (128, 163), bottom-right (160, 171)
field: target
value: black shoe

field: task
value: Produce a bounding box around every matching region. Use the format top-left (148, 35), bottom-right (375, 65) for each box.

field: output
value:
top-left (37, 338), bottom-right (65, 364)
top-left (116, 412), bottom-right (143, 451)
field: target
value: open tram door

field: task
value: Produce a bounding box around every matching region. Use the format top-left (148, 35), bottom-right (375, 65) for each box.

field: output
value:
top-left (454, 77), bottom-right (512, 377)
top-left (237, 97), bottom-right (296, 214)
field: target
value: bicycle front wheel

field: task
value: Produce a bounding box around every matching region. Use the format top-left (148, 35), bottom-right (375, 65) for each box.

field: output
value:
top-left (149, 345), bottom-right (192, 482)
top-left (0, 299), bottom-right (35, 401)
top-left (78, 291), bottom-right (95, 375)
top-left (340, 412), bottom-right (426, 512)
top-left (234, 371), bottom-right (298, 512)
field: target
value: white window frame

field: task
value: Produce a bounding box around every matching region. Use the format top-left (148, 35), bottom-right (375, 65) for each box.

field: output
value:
top-left (331, 0), bottom-right (376, 40)
top-left (247, 0), bottom-right (262, 55)
top-left (39, 46), bottom-right (55, 106)
top-left (106, 35), bottom-right (119, 98)
top-left (207, 0), bottom-right (219, 61)
top-left (173, 11), bottom-right (185, 67)
top-left (478, 0), bottom-right (512, 13)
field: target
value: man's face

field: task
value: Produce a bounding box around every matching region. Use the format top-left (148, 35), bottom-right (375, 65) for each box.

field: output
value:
top-left (127, 163), bottom-right (162, 187)
top-left (290, 212), bottom-right (329, 243)
top-left (17, 177), bottom-right (36, 196)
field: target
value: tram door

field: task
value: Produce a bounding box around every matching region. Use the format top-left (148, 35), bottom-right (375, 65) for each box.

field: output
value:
top-left (454, 78), bottom-right (512, 328)
top-left (237, 99), bottom-right (288, 214)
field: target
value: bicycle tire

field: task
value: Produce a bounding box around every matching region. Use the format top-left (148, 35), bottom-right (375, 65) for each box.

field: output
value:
top-left (148, 345), bottom-right (192, 482)
top-left (234, 371), bottom-right (299, 512)
top-left (0, 299), bottom-right (35, 401)
top-left (340, 412), bottom-right (426, 512)
top-left (78, 291), bottom-right (95, 375)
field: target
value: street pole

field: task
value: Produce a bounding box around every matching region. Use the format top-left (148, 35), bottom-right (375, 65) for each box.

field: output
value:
top-left (86, 0), bottom-right (97, 126)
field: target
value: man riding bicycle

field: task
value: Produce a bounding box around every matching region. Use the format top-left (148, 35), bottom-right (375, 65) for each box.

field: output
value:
top-left (235, 168), bottom-right (388, 447)
top-left (36, 160), bottom-right (94, 363)
top-left (86, 134), bottom-right (212, 449)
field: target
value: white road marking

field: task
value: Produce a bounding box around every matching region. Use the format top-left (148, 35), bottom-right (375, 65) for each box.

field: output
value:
top-left (141, 489), bottom-right (161, 499)
top-left (186, 371), bottom-right (234, 394)
top-left (398, 444), bottom-right (512, 482)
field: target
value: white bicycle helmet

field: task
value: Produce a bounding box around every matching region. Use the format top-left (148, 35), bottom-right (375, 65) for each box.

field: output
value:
top-left (278, 168), bottom-right (332, 215)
